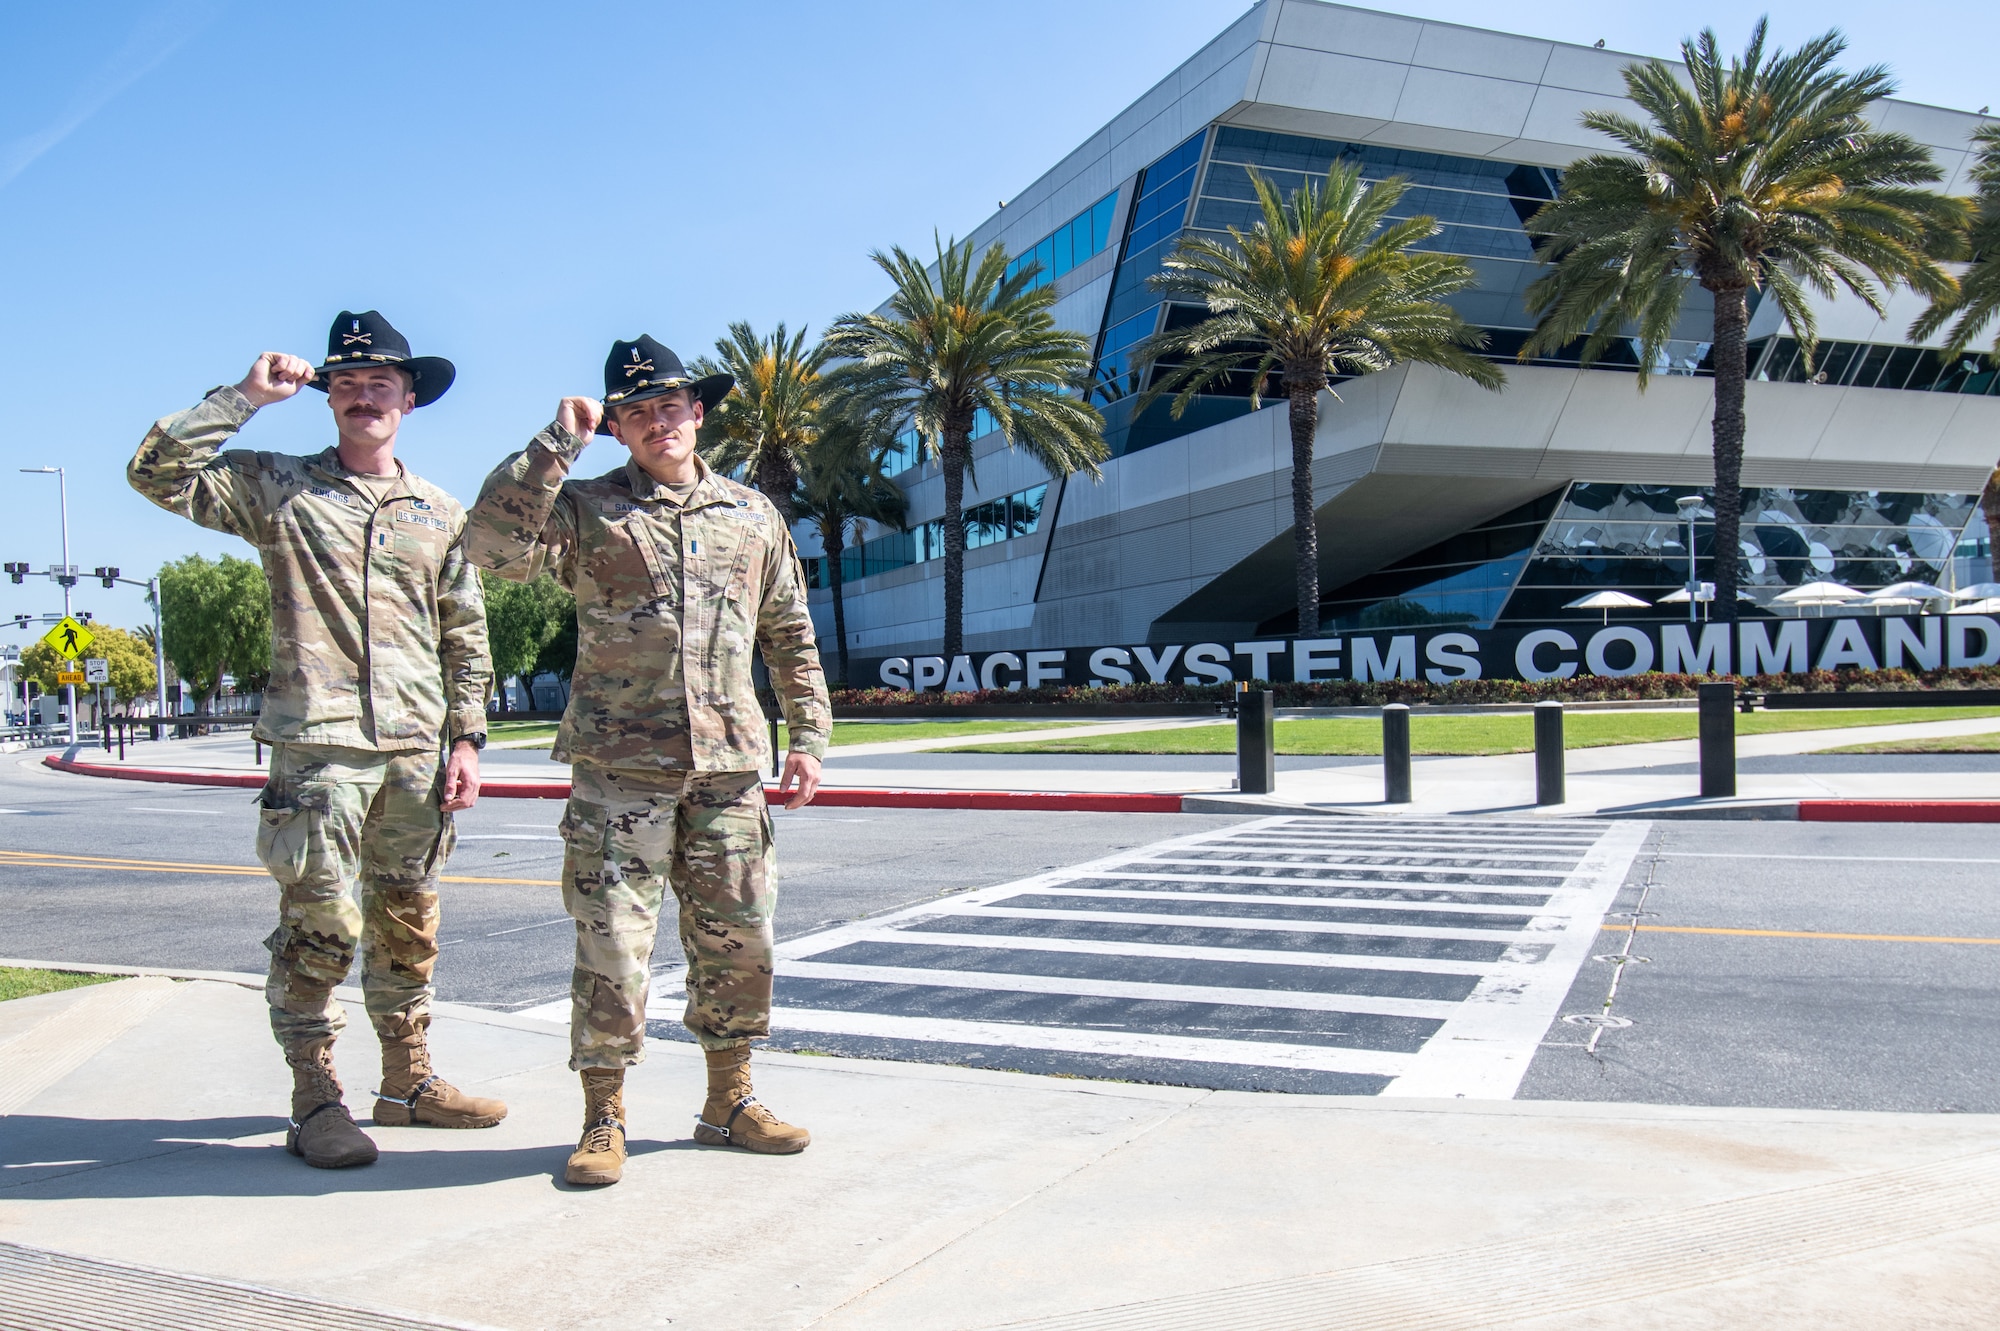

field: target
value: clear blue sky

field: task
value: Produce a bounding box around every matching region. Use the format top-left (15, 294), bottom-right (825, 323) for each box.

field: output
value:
top-left (2, 0), bottom-right (1993, 643)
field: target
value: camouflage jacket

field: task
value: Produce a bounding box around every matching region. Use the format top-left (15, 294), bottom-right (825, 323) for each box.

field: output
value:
top-left (128, 386), bottom-right (491, 751)
top-left (464, 421), bottom-right (830, 772)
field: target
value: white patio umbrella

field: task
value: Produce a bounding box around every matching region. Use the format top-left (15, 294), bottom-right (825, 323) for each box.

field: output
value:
top-left (1772, 581), bottom-right (1862, 617)
top-left (1659, 586), bottom-right (1756, 603)
top-left (1862, 581), bottom-right (1953, 614)
top-left (1949, 597), bottom-right (2000, 615)
top-left (1951, 582), bottom-right (2000, 600)
top-left (1563, 589), bottom-right (1652, 625)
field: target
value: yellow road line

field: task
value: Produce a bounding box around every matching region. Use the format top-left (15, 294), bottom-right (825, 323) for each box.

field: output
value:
top-left (1605, 923), bottom-right (2000, 945)
top-left (0, 850), bottom-right (558, 888)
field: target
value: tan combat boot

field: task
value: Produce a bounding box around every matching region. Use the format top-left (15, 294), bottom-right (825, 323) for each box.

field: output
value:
top-left (565, 1068), bottom-right (627, 1187)
top-left (284, 1038), bottom-right (379, 1169)
top-left (373, 1012), bottom-right (507, 1129)
top-left (693, 1045), bottom-right (810, 1154)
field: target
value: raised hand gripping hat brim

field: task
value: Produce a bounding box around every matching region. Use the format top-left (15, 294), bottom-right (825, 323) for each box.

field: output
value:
top-left (595, 334), bottom-right (733, 435)
top-left (308, 310), bottom-right (456, 408)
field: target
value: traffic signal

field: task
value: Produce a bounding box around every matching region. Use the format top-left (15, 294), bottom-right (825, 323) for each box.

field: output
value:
top-left (94, 566), bottom-right (119, 588)
top-left (11, 615), bottom-right (27, 630)
top-left (2, 562), bottom-right (24, 584)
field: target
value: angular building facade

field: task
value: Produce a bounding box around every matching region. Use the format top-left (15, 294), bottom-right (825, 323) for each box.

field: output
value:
top-left (800, 0), bottom-right (2000, 678)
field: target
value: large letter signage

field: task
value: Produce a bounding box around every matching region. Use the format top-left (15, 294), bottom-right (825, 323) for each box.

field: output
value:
top-left (859, 615), bottom-right (1975, 692)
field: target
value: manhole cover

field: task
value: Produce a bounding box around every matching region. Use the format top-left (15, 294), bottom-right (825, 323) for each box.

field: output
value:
top-left (1562, 1013), bottom-right (1634, 1028)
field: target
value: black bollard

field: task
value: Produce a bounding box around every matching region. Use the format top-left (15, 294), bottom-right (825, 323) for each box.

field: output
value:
top-left (1534, 701), bottom-right (1565, 806)
top-left (1698, 681), bottom-right (1737, 798)
top-left (1382, 704), bottom-right (1412, 804)
top-left (1236, 686), bottom-right (1275, 795)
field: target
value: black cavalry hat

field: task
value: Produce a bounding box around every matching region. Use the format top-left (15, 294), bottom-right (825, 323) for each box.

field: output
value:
top-left (308, 310), bottom-right (455, 408)
top-left (596, 334), bottom-right (733, 435)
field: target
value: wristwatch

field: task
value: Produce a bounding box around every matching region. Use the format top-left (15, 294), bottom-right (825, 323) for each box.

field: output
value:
top-left (457, 732), bottom-right (488, 751)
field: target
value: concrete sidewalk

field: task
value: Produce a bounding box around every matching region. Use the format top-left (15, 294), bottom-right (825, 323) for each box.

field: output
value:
top-left (42, 715), bottom-right (2000, 819)
top-left (2, 974), bottom-right (1996, 1329)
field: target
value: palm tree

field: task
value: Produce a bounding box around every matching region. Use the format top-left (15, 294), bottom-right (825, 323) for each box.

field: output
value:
top-left (823, 237), bottom-right (1107, 657)
top-left (1521, 21), bottom-right (1964, 622)
top-left (1135, 161), bottom-right (1502, 636)
top-left (695, 322), bottom-right (826, 529)
top-left (795, 412), bottom-right (908, 686)
top-left (1911, 125), bottom-right (2000, 543)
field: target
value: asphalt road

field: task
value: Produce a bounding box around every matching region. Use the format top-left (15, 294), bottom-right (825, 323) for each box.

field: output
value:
top-left (4, 751), bottom-right (1997, 1111)
top-left (1519, 819), bottom-right (2000, 1113)
top-left (0, 751), bottom-right (1246, 1013)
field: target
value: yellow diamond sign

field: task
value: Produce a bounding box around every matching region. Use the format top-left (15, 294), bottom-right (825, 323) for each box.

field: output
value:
top-left (42, 616), bottom-right (94, 660)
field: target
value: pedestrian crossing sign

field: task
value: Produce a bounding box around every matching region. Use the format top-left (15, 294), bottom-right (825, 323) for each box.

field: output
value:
top-left (41, 616), bottom-right (93, 660)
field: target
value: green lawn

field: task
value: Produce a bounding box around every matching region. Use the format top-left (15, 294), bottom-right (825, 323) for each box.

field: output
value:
top-left (950, 707), bottom-right (2000, 757)
top-left (488, 719), bottom-right (1082, 748)
top-left (0, 967), bottom-right (120, 1003)
top-left (1823, 731), bottom-right (2000, 755)
top-left (488, 720), bottom-right (560, 744)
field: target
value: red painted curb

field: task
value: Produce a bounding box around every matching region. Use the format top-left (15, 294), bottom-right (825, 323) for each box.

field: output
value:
top-left (792, 788), bottom-right (1186, 813)
top-left (44, 755), bottom-right (265, 789)
top-left (1799, 800), bottom-right (2000, 823)
top-left (41, 755), bottom-right (1188, 812)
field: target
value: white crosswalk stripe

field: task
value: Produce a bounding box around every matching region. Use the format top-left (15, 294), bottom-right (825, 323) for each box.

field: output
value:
top-left (768, 814), bottom-right (1649, 1098)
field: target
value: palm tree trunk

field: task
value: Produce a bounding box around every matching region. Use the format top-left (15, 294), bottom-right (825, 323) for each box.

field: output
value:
top-left (826, 516), bottom-right (850, 687)
top-left (755, 451), bottom-right (799, 530)
top-left (1709, 285), bottom-right (1750, 625)
top-left (1285, 374), bottom-right (1325, 635)
top-left (941, 427), bottom-right (970, 657)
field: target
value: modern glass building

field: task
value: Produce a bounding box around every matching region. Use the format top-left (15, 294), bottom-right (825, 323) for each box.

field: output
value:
top-left (799, 0), bottom-right (1999, 664)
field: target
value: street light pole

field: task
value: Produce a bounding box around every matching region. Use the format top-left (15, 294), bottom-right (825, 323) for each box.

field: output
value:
top-left (1676, 494), bottom-right (1704, 626)
top-left (20, 466), bottom-right (76, 743)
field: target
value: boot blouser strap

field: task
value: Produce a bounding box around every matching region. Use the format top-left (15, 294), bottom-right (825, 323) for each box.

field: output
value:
top-left (290, 1100), bottom-right (346, 1131)
top-left (376, 1073), bottom-right (440, 1109)
top-left (696, 1094), bottom-right (760, 1142)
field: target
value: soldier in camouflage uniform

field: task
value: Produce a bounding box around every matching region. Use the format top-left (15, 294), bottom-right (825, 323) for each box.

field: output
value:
top-left (128, 311), bottom-right (506, 1170)
top-left (465, 334), bottom-right (831, 1187)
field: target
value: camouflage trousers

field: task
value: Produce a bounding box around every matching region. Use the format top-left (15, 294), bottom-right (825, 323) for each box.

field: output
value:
top-left (559, 764), bottom-right (775, 1069)
top-left (254, 743), bottom-right (455, 1051)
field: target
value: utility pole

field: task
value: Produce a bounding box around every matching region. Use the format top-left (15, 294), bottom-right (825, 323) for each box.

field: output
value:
top-left (20, 466), bottom-right (77, 743)
top-left (150, 575), bottom-right (168, 729)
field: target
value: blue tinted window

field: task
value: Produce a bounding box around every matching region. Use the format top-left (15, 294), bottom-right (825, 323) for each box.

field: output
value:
top-left (1005, 189), bottom-right (1119, 291)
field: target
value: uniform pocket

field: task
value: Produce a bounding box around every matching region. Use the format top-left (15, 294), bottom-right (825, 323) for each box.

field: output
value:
top-left (558, 797), bottom-right (612, 919)
top-left (587, 515), bottom-right (673, 609)
top-left (424, 813), bottom-right (459, 878)
top-left (256, 787), bottom-right (337, 891)
top-left (255, 804), bottom-right (313, 886)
